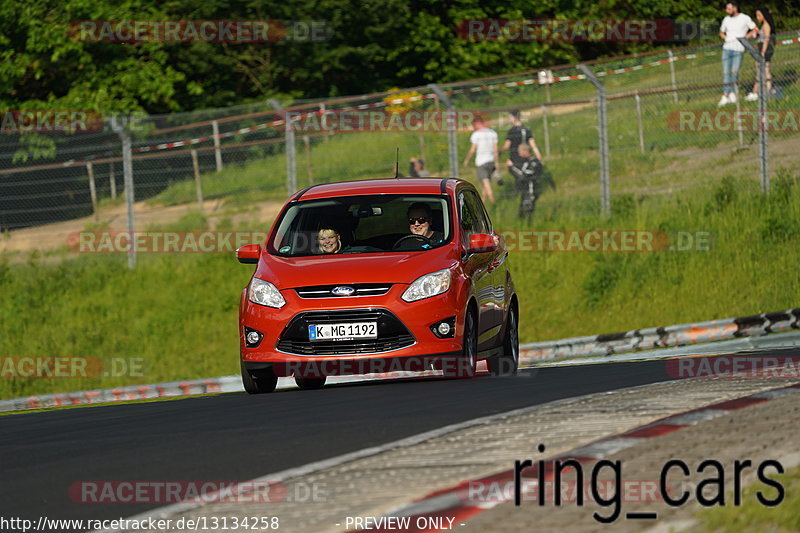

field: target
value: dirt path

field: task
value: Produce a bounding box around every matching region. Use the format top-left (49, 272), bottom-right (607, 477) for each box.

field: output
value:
top-left (0, 198), bottom-right (284, 257)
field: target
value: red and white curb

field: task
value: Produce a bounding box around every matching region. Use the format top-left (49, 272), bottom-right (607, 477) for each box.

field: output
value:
top-left (370, 383), bottom-right (800, 532)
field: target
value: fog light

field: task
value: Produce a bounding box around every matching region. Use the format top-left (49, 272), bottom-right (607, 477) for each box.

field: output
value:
top-left (430, 317), bottom-right (456, 339)
top-left (245, 327), bottom-right (263, 348)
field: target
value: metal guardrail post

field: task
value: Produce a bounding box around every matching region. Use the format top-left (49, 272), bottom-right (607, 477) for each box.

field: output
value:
top-left (268, 99), bottom-right (297, 195)
top-left (110, 117), bottom-right (137, 269)
top-left (740, 37), bottom-right (770, 194)
top-left (427, 84), bottom-right (459, 178)
top-left (578, 64), bottom-right (611, 217)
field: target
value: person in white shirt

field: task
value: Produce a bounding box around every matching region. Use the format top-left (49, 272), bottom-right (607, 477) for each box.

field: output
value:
top-left (463, 116), bottom-right (499, 204)
top-left (719, 1), bottom-right (757, 106)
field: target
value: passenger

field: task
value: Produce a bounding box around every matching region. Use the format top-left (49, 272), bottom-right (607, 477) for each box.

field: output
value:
top-left (407, 203), bottom-right (443, 244)
top-left (317, 228), bottom-right (342, 254)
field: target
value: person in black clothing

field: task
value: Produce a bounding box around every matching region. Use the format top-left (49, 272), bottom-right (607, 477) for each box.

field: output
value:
top-left (501, 110), bottom-right (543, 187)
top-left (505, 144), bottom-right (542, 220)
top-left (408, 157), bottom-right (427, 177)
top-left (745, 7), bottom-right (777, 100)
top-left (406, 202), bottom-right (444, 245)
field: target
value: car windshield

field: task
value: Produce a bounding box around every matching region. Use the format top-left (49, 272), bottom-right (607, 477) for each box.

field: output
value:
top-left (270, 194), bottom-right (451, 257)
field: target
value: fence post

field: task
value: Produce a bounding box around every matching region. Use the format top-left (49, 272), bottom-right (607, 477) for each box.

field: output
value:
top-left (635, 92), bottom-right (645, 154)
top-left (578, 64), bottom-right (611, 217)
top-left (539, 70), bottom-right (553, 103)
top-left (86, 162), bottom-right (98, 220)
top-left (427, 84), bottom-right (458, 178)
top-left (191, 149), bottom-right (204, 210)
top-left (541, 104), bottom-right (551, 158)
top-left (668, 49), bottom-right (678, 103)
top-left (110, 116), bottom-right (136, 269)
top-left (109, 162), bottom-right (117, 199)
top-left (268, 99), bottom-right (297, 195)
top-left (211, 120), bottom-right (223, 172)
top-left (303, 135), bottom-right (313, 185)
top-left (740, 38), bottom-right (769, 194)
top-left (734, 93), bottom-right (744, 148)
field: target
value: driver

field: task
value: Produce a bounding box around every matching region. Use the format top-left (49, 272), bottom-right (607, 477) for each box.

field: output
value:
top-left (407, 203), bottom-right (443, 244)
top-left (317, 228), bottom-right (342, 254)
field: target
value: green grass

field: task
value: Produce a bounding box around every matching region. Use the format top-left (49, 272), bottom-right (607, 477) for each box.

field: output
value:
top-left (144, 43), bottom-right (800, 208)
top-left (1, 170), bottom-right (799, 400)
top-left (695, 465), bottom-right (800, 532)
top-left (3, 45), bottom-right (800, 400)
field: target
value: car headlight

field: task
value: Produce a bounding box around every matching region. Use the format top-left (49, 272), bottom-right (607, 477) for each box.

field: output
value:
top-left (248, 278), bottom-right (286, 308)
top-left (402, 269), bottom-right (451, 302)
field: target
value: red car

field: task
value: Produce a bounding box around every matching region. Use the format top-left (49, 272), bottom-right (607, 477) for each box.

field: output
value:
top-left (236, 178), bottom-right (518, 393)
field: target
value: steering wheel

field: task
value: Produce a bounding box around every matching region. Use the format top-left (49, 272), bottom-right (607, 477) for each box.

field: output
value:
top-left (392, 234), bottom-right (432, 250)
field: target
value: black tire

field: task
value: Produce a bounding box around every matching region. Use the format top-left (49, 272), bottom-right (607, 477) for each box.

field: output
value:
top-left (489, 306), bottom-right (519, 376)
top-left (241, 361), bottom-right (278, 394)
top-left (295, 376), bottom-right (327, 390)
top-left (457, 309), bottom-right (478, 377)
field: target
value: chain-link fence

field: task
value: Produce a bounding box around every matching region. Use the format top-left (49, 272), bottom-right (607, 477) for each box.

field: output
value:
top-left (2, 31), bottom-right (799, 261)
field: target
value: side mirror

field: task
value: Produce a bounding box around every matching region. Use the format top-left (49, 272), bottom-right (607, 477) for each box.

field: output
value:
top-left (236, 244), bottom-right (261, 264)
top-left (467, 233), bottom-right (497, 254)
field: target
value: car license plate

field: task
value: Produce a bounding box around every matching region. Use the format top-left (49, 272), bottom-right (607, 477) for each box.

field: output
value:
top-left (309, 322), bottom-right (377, 341)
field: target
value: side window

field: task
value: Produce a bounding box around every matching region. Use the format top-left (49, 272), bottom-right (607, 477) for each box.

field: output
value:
top-left (459, 192), bottom-right (475, 233)
top-left (475, 195), bottom-right (493, 234)
top-left (463, 190), bottom-right (488, 234)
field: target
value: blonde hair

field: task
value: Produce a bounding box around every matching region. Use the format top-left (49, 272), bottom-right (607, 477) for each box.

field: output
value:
top-left (317, 228), bottom-right (341, 253)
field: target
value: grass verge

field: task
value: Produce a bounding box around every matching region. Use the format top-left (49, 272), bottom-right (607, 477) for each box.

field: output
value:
top-left (695, 465), bottom-right (800, 532)
top-left (1, 170), bottom-right (798, 400)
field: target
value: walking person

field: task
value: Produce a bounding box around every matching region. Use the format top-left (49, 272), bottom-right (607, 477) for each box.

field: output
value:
top-left (501, 109), bottom-right (543, 191)
top-left (745, 7), bottom-right (777, 101)
top-left (463, 116), bottom-right (498, 204)
top-left (505, 144), bottom-right (542, 221)
top-left (718, 1), bottom-right (757, 106)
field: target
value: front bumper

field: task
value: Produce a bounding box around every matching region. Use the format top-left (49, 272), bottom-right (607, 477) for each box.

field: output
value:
top-left (240, 285), bottom-right (465, 372)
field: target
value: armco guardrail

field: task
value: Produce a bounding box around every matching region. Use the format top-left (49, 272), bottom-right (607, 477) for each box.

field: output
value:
top-left (520, 308), bottom-right (800, 362)
top-left (1, 308), bottom-right (798, 412)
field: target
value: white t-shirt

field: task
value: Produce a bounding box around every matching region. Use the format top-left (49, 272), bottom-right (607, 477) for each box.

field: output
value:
top-left (720, 14), bottom-right (756, 52)
top-left (470, 128), bottom-right (498, 166)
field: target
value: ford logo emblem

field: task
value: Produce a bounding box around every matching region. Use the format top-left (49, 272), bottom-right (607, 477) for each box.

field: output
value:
top-left (331, 286), bottom-right (355, 296)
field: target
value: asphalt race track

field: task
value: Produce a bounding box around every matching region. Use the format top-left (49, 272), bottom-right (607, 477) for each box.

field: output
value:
top-left (0, 359), bottom-right (683, 528)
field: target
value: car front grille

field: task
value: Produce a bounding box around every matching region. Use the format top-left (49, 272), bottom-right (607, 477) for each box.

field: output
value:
top-left (276, 308), bottom-right (415, 355)
top-left (295, 284), bottom-right (392, 298)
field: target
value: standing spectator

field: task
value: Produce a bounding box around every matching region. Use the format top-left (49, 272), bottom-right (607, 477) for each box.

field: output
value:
top-left (718, 1), bottom-right (757, 106)
top-left (505, 144), bottom-right (542, 220)
top-left (501, 110), bottom-right (543, 188)
top-left (463, 116), bottom-right (499, 204)
top-left (745, 7), bottom-right (777, 100)
top-left (408, 157), bottom-right (427, 177)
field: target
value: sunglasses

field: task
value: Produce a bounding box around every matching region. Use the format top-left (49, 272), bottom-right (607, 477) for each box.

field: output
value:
top-left (408, 217), bottom-right (430, 225)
